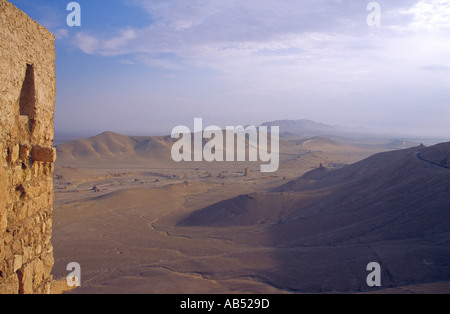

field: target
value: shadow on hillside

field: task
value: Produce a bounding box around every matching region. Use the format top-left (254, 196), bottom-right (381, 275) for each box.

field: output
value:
top-left (178, 144), bottom-right (450, 293)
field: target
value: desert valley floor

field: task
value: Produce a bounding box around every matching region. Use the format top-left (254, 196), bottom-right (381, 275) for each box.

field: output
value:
top-left (49, 132), bottom-right (450, 293)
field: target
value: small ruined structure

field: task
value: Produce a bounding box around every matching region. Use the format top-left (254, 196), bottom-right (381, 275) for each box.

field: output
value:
top-left (91, 186), bottom-right (100, 193)
top-left (0, 0), bottom-right (56, 294)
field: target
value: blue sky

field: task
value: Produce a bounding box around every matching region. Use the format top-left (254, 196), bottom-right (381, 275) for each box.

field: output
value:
top-left (9, 0), bottom-right (450, 138)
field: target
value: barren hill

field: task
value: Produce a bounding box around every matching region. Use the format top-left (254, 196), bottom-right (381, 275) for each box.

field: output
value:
top-left (384, 139), bottom-right (419, 149)
top-left (296, 136), bottom-right (342, 148)
top-left (55, 131), bottom-right (385, 172)
top-left (55, 131), bottom-right (176, 167)
top-left (261, 119), bottom-right (378, 138)
top-left (179, 142), bottom-right (450, 291)
top-left (418, 142), bottom-right (450, 167)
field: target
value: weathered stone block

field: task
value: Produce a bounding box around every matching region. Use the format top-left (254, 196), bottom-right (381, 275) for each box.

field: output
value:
top-left (42, 250), bottom-right (54, 278)
top-left (0, 154), bottom-right (6, 233)
top-left (31, 146), bottom-right (56, 163)
top-left (11, 165), bottom-right (24, 186)
top-left (13, 254), bottom-right (23, 272)
top-left (22, 246), bottom-right (31, 264)
top-left (7, 144), bottom-right (19, 164)
top-left (33, 259), bottom-right (44, 289)
top-left (17, 263), bottom-right (33, 294)
top-left (0, 213), bottom-right (7, 234)
top-left (19, 144), bottom-right (30, 161)
top-left (0, 274), bottom-right (19, 294)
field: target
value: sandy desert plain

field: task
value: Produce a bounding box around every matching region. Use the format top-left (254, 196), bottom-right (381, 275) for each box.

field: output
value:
top-left (49, 125), bottom-right (450, 294)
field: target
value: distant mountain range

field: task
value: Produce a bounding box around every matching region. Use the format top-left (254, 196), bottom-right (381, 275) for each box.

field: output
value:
top-left (54, 123), bottom-right (421, 168)
top-left (260, 119), bottom-right (381, 139)
top-left (259, 119), bottom-right (449, 146)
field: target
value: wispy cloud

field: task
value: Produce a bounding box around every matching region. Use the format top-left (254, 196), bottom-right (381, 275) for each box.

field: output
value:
top-left (102, 29), bottom-right (138, 52)
top-left (405, 0), bottom-right (450, 31)
top-left (135, 54), bottom-right (181, 69)
top-left (54, 28), bottom-right (69, 39)
top-left (421, 65), bottom-right (450, 72)
top-left (74, 32), bottom-right (99, 54)
top-left (67, 1), bottom-right (449, 67)
top-left (118, 59), bottom-right (135, 65)
top-left (74, 28), bottom-right (138, 55)
top-left (57, 0), bottom-right (449, 96)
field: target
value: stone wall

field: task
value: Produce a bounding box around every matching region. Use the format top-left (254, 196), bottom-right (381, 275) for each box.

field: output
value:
top-left (0, 0), bottom-right (56, 294)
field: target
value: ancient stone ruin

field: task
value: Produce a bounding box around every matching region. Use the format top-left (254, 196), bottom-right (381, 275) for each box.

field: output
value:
top-left (0, 0), bottom-right (56, 294)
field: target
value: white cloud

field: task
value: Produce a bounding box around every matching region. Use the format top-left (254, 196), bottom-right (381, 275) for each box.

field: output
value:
top-left (421, 65), bottom-right (450, 71)
top-left (74, 33), bottom-right (99, 54)
top-left (103, 29), bottom-right (137, 52)
top-left (73, 29), bottom-right (138, 56)
top-left (405, 0), bottom-right (450, 31)
top-left (54, 28), bottom-right (69, 40)
top-left (68, 1), bottom-right (450, 80)
top-left (118, 59), bottom-right (135, 65)
top-left (73, 0), bottom-right (362, 56)
top-left (135, 54), bottom-right (180, 69)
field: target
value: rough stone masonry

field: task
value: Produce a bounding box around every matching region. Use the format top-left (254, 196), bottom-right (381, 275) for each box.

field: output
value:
top-left (0, 0), bottom-right (57, 294)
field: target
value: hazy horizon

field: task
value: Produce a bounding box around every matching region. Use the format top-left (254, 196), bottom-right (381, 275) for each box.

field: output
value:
top-left (10, 0), bottom-right (450, 138)
top-left (52, 119), bottom-right (450, 148)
